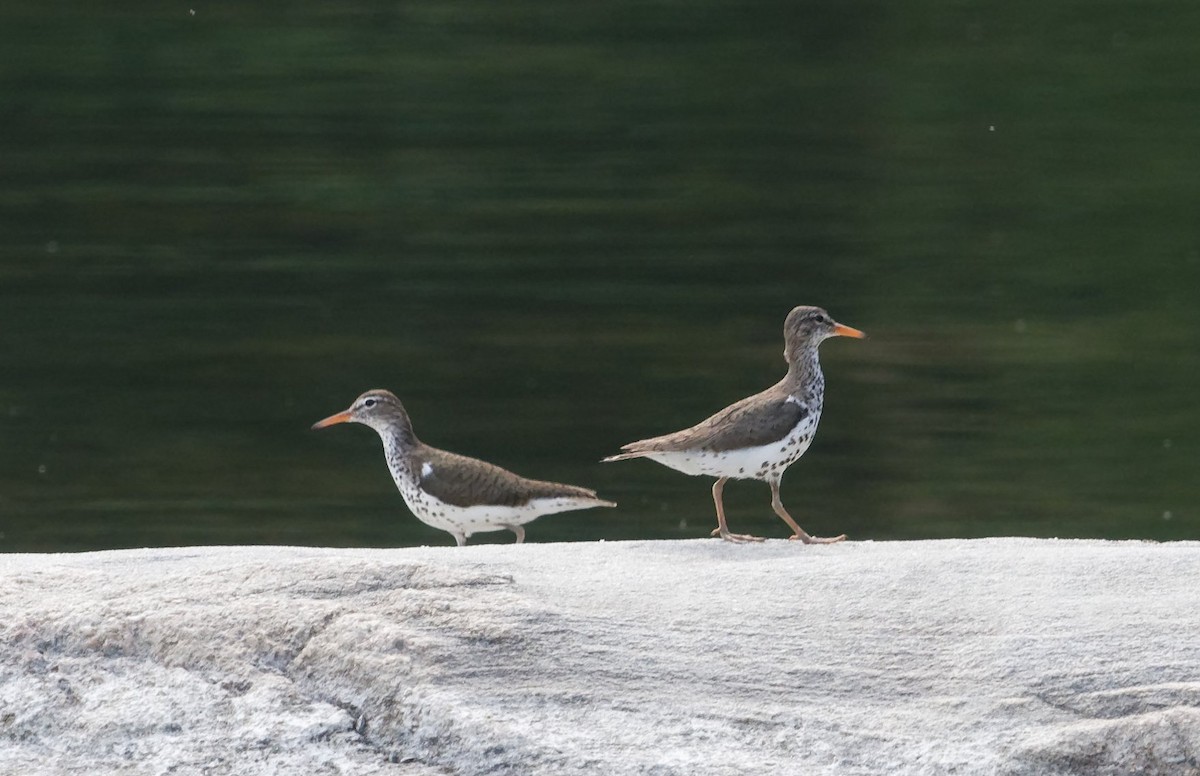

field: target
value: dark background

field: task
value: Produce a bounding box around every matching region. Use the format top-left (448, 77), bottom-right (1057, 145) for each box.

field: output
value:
top-left (2, 1), bottom-right (1197, 550)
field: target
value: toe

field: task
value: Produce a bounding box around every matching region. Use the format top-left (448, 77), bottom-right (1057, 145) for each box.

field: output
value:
top-left (724, 532), bottom-right (765, 543)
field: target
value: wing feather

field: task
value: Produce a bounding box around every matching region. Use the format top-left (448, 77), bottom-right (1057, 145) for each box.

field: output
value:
top-left (416, 447), bottom-right (603, 507)
top-left (615, 392), bottom-right (811, 456)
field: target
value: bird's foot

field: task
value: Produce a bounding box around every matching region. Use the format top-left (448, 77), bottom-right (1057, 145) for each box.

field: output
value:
top-left (788, 532), bottom-right (847, 544)
top-left (710, 526), bottom-right (766, 543)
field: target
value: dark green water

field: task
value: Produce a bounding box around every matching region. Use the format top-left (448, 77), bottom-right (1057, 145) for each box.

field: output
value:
top-left (2, 1), bottom-right (1198, 551)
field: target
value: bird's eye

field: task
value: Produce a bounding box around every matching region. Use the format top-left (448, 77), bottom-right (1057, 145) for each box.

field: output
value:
top-left (814, 314), bottom-right (827, 323)
top-left (363, 398), bottom-right (377, 408)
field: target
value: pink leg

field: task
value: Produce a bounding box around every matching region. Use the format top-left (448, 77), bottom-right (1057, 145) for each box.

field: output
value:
top-left (708, 477), bottom-right (765, 543)
top-left (770, 480), bottom-right (845, 544)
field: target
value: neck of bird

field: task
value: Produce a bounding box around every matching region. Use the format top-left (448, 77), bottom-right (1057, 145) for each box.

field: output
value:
top-left (785, 345), bottom-right (824, 390)
top-left (375, 418), bottom-right (420, 473)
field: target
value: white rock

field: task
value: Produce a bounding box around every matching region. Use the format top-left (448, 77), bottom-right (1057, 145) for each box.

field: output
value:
top-left (2, 538), bottom-right (1199, 775)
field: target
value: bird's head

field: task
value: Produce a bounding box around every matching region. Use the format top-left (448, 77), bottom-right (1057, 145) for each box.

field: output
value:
top-left (311, 389), bottom-right (411, 434)
top-left (783, 305), bottom-right (866, 363)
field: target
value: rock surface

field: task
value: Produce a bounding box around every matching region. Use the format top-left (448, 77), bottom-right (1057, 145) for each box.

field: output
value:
top-left (3, 538), bottom-right (1200, 775)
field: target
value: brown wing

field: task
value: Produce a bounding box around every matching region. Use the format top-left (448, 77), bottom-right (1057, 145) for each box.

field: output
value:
top-left (414, 446), bottom-right (601, 508)
top-left (618, 391), bottom-right (811, 455)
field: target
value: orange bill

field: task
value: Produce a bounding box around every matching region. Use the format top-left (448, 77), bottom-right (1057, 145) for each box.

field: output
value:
top-left (833, 323), bottom-right (867, 339)
top-left (311, 410), bottom-right (353, 430)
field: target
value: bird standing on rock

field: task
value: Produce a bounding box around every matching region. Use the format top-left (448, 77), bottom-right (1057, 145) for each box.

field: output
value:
top-left (313, 390), bottom-right (616, 546)
top-left (603, 306), bottom-right (865, 543)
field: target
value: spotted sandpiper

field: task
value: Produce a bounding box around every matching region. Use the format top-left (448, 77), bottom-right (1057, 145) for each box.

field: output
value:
top-left (603, 306), bottom-right (865, 543)
top-left (313, 390), bottom-right (616, 546)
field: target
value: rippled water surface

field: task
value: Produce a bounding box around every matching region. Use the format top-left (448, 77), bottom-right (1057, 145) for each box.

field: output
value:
top-left (2, 1), bottom-right (1198, 550)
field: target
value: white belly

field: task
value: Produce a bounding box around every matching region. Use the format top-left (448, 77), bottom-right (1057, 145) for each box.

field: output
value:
top-left (393, 476), bottom-right (594, 538)
top-left (646, 413), bottom-right (820, 481)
